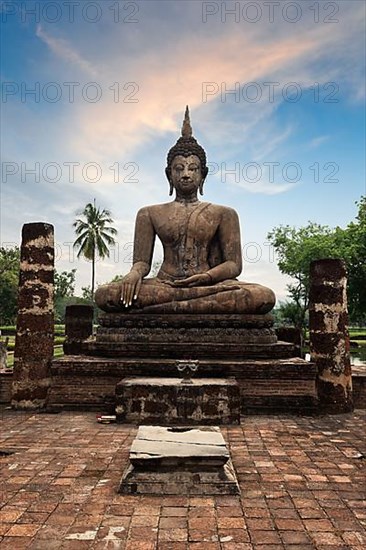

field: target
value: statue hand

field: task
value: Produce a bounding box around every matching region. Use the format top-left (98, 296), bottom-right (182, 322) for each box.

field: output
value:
top-left (172, 273), bottom-right (212, 288)
top-left (120, 271), bottom-right (142, 307)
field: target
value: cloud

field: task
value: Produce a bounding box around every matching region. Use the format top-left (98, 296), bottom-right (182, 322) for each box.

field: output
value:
top-left (30, 2), bottom-right (363, 171)
top-left (36, 24), bottom-right (98, 78)
top-left (2, 1), bottom-right (365, 297)
top-left (308, 136), bottom-right (330, 149)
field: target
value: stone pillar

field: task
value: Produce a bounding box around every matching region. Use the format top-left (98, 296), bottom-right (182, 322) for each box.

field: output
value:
top-left (309, 259), bottom-right (353, 413)
top-left (64, 305), bottom-right (93, 355)
top-left (12, 223), bottom-right (54, 409)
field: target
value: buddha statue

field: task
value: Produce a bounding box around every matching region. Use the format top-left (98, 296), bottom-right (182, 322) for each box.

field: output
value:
top-left (95, 107), bottom-right (275, 314)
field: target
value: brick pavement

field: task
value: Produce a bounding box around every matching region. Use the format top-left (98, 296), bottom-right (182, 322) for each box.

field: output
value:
top-left (0, 408), bottom-right (365, 549)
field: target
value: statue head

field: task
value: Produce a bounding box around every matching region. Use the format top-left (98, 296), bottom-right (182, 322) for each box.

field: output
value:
top-left (166, 106), bottom-right (209, 196)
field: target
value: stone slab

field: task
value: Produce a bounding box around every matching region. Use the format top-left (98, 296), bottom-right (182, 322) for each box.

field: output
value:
top-left (130, 426), bottom-right (229, 467)
top-left (120, 377), bottom-right (238, 387)
top-left (85, 340), bottom-right (294, 359)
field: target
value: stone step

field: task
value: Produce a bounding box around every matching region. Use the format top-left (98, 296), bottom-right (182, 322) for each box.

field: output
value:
top-left (95, 326), bottom-right (277, 344)
top-left (50, 355), bottom-right (316, 378)
top-left (83, 340), bottom-right (296, 359)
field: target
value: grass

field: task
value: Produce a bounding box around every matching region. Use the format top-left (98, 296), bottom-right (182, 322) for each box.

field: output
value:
top-left (4, 345), bottom-right (64, 369)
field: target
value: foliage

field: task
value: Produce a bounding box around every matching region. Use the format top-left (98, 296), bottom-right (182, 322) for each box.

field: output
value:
top-left (335, 196), bottom-right (366, 323)
top-left (73, 199), bottom-right (117, 302)
top-left (54, 269), bottom-right (76, 299)
top-left (0, 247), bottom-right (20, 325)
top-left (267, 196), bottom-right (366, 330)
top-left (80, 286), bottom-right (99, 319)
top-left (273, 301), bottom-right (308, 329)
top-left (267, 222), bottom-right (336, 332)
top-left (150, 260), bottom-right (162, 277)
top-left (110, 274), bottom-right (125, 283)
top-left (54, 268), bottom-right (77, 323)
top-left (81, 285), bottom-right (93, 301)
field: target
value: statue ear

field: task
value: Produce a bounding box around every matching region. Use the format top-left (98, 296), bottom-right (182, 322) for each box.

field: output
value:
top-left (165, 167), bottom-right (174, 196)
top-left (199, 167), bottom-right (209, 195)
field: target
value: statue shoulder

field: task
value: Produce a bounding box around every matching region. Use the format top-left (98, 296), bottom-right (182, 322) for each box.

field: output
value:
top-left (208, 203), bottom-right (239, 218)
top-left (136, 203), bottom-right (171, 221)
top-left (137, 203), bottom-right (165, 214)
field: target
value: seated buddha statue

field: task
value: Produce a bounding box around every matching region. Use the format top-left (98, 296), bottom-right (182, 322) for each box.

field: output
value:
top-left (95, 107), bottom-right (275, 314)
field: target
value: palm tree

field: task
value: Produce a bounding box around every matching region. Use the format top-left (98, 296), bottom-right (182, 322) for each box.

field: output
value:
top-left (73, 200), bottom-right (117, 302)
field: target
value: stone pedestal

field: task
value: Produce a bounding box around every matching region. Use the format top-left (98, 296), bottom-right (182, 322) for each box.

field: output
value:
top-left (116, 377), bottom-right (240, 425)
top-left (119, 426), bottom-right (239, 495)
top-left (309, 259), bottom-right (353, 413)
top-left (64, 305), bottom-right (94, 355)
top-left (48, 312), bottom-right (318, 414)
top-left (12, 223), bottom-right (54, 409)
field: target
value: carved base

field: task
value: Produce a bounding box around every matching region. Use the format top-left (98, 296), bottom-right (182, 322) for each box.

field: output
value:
top-left (115, 377), bottom-right (240, 425)
top-left (98, 312), bottom-right (274, 328)
top-left (84, 313), bottom-right (282, 359)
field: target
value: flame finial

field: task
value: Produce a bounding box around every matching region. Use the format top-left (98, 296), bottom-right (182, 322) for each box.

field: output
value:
top-left (181, 105), bottom-right (192, 138)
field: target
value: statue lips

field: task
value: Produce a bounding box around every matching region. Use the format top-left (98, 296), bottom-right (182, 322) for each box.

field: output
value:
top-left (177, 178), bottom-right (196, 191)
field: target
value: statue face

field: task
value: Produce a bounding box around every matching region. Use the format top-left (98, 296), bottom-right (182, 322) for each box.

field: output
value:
top-left (170, 155), bottom-right (203, 194)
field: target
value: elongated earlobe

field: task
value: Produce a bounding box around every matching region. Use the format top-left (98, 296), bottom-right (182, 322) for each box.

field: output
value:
top-left (165, 167), bottom-right (174, 196)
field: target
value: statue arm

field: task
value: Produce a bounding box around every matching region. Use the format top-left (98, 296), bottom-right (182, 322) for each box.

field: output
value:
top-left (206, 208), bottom-right (242, 283)
top-left (131, 207), bottom-right (156, 276)
top-left (120, 207), bottom-right (155, 306)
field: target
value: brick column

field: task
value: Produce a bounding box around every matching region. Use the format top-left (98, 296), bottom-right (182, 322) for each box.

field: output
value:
top-left (12, 223), bottom-right (54, 409)
top-left (64, 305), bottom-right (93, 355)
top-left (309, 259), bottom-right (353, 413)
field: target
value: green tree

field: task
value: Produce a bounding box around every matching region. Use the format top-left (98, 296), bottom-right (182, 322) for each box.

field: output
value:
top-left (267, 196), bottom-right (366, 330)
top-left (0, 247), bottom-right (20, 325)
top-left (54, 269), bottom-right (76, 300)
top-left (80, 286), bottom-right (93, 301)
top-left (333, 197), bottom-right (366, 323)
top-left (267, 222), bottom-right (336, 333)
top-left (273, 301), bottom-right (308, 329)
top-left (73, 200), bottom-right (117, 302)
top-left (54, 269), bottom-right (77, 323)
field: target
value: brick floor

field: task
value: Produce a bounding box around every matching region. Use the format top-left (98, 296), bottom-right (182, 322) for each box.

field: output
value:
top-left (0, 408), bottom-right (365, 549)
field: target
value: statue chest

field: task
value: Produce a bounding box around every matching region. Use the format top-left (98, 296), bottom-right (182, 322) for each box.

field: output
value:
top-left (154, 210), bottom-right (218, 248)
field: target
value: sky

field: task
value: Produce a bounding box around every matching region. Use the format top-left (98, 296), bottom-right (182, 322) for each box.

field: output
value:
top-left (1, 0), bottom-right (365, 302)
